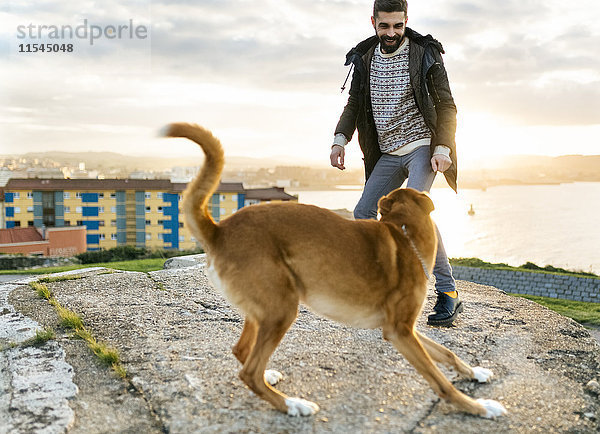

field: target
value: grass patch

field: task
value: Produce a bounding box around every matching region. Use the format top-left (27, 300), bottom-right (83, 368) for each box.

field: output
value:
top-left (0, 258), bottom-right (168, 275)
top-left (30, 280), bottom-right (127, 378)
top-left (97, 258), bottom-right (167, 272)
top-left (38, 274), bottom-right (83, 283)
top-left (511, 294), bottom-right (600, 326)
top-left (75, 328), bottom-right (125, 377)
top-left (56, 304), bottom-right (85, 330)
top-left (30, 281), bottom-right (53, 300)
top-left (22, 327), bottom-right (56, 347)
top-left (450, 257), bottom-right (598, 279)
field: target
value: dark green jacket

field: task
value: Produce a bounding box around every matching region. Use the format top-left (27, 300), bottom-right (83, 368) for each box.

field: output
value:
top-left (335, 28), bottom-right (458, 191)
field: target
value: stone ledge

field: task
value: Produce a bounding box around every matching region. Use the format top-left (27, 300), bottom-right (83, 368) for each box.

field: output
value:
top-left (453, 265), bottom-right (599, 302)
top-left (3, 267), bottom-right (600, 432)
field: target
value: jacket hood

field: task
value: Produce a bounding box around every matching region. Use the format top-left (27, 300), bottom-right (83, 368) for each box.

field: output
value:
top-left (344, 28), bottom-right (444, 66)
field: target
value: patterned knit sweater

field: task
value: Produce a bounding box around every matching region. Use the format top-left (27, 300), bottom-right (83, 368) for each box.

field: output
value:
top-left (370, 38), bottom-right (432, 155)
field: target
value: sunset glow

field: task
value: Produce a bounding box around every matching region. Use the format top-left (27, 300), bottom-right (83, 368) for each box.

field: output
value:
top-left (0, 0), bottom-right (598, 170)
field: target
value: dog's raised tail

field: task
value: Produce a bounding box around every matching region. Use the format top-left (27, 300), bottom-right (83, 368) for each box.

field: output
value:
top-left (163, 123), bottom-right (224, 248)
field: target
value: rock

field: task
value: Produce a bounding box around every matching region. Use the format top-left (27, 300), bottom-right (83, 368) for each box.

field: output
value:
top-left (585, 380), bottom-right (600, 395)
top-left (1, 280), bottom-right (78, 433)
top-left (4, 267), bottom-right (600, 433)
top-left (163, 253), bottom-right (207, 269)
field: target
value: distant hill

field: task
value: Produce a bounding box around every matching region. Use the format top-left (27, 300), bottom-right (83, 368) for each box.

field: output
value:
top-left (459, 154), bottom-right (600, 188)
top-left (475, 154), bottom-right (600, 170)
top-left (2, 151), bottom-right (321, 172)
top-left (3, 151), bottom-right (598, 188)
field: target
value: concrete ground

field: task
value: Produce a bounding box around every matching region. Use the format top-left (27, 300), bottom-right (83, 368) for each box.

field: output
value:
top-left (1, 261), bottom-right (599, 433)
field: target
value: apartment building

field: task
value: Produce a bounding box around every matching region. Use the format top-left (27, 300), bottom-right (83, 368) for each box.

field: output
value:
top-left (2, 179), bottom-right (246, 251)
top-left (3, 179), bottom-right (295, 251)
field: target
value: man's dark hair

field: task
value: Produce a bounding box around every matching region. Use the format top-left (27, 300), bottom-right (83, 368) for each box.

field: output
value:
top-left (373, 0), bottom-right (408, 18)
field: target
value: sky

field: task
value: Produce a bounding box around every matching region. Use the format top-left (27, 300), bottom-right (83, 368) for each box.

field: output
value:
top-left (1, 0), bottom-right (599, 170)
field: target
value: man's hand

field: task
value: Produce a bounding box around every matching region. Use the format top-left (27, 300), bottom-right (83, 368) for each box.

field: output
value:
top-left (431, 154), bottom-right (451, 173)
top-left (330, 145), bottom-right (345, 170)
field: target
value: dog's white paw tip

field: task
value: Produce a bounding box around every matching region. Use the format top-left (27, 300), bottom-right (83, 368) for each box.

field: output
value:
top-left (264, 369), bottom-right (283, 386)
top-left (472, 366), bottom-right (494, 383)
top-left (476, 399), bottom-right (507, 419)
top-left (158, 125), bottom-right (171, 137)
top-left (285, 397), bottom-right (319, 417)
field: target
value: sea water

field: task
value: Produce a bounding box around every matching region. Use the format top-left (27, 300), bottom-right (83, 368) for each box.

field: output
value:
top-left (289, 182), bottom-right (600, 274)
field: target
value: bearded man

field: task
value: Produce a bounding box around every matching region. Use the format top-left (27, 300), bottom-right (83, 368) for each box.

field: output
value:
top-left (330, 0), bottom-right (462, 326)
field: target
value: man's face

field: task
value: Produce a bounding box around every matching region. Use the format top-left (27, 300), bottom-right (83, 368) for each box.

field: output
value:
top-left (371, 11), bottom-right (407, 54)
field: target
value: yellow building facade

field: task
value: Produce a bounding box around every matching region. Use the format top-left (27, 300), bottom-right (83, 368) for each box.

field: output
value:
top-left (3, 179), bottom-right (247, 251)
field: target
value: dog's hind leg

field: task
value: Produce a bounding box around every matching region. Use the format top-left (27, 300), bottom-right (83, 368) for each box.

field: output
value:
top-left (233, 317), bottom-right (258, 365)
top-left (233, 318), bottom-right (283, 386)
top-left (415, 331), bottom-right (495, 383)
top-left (238, 295), bottom-right (319, 416)
top-left (383, 321), bottom-right (506, 418)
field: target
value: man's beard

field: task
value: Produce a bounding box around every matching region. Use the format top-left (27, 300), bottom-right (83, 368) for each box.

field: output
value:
top-left (379, 34), bottom-right (404, 53)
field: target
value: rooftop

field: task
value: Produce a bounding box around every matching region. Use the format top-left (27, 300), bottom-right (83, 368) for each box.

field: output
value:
top-left (0, 227), bottom-right (43, 244)
top-left (5, 179), bottom-right (246, 194)
top-left (245, 187), bottom-right (298, 201)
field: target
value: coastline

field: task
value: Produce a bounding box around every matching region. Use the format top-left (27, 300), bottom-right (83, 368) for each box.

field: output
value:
top-left (289, 179), bottom-right (596, 192)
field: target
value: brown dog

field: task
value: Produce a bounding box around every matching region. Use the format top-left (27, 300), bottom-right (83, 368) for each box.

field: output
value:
top-left (164, 123), bottom-right (507, 419)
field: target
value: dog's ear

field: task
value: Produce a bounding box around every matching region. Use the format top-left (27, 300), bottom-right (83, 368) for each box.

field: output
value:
top-left (378, 196), bottom-right (392, 215)
top-left (414, 192), bottom-right (435, 214)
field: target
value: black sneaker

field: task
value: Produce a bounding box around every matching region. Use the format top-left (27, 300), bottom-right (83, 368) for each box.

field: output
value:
top-left (427, 292), bottom-right (463, 327)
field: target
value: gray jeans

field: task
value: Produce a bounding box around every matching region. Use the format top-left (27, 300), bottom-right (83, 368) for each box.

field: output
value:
top-left (353, 146), bottom-right (456, 293)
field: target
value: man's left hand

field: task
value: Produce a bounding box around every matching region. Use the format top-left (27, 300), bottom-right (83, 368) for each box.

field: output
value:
top-left (431, 154), bottom-right (452, 173)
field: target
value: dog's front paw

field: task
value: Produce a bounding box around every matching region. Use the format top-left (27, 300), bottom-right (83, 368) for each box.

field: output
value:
top-left (476, 399), bottom-right (507, 419)
top-left (285, 397), bottom-right (319, 417)
top-left (472, 366), bottom-right (494, 383)
top-left (264, 369), bottom-right (283, 386)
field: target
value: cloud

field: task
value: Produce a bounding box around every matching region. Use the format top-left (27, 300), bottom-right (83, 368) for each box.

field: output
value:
top-left (415, 0), bottom-right (600, 126)
top-left (1, 0), bottom-right (599, 159)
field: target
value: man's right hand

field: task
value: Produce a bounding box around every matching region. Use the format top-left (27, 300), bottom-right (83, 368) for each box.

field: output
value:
top-left (330, 145), bottom-right (345, 170)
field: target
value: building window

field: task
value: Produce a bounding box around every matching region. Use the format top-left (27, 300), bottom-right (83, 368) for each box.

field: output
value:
top-left (76, 207), bottom-right (82, 213)
top-left (157, 206), bottom-right (163, 213)
top-left (27, 192), bottom-right (33, 199)
top-left (110, 193), bottom-right (116, 199)
top-left (99, 206), bottom-right (104, 213)
top-left (76, 192), bottom-right (82, 198)
top-left (28, 221), bottom-right (34, 227)
top-left (220, 207), bottom-right (226, 215)
top-left (64, 192), bottom-right (70, 199)
top-left (145, 192), bottom-right (151, 199)
top-left (111, 206), bottom-right (117, 213)
top-left (179, 235), bottom-right (185, 242)
top-left (158, 220), bottom-right (164, 225)
top-left (14, 221), bottom-right (21, 227)
top-left (111, 220), bottom-right (117, 227)
top-left (145, 233), bottom-right (151, 240)
top-left (14, 192), bottom-right (20, 199)
top-left (220, 194), bottom-right (226, 201)
top-left (99, 221), bottom-right (105, 227)
top-left (145, 219), bottom-right (151, 225)
top-left (64, 206), bottom-right (70, 213)
top-left (14, 207), bottom-right (21, 214)
top-left (76, 220), bottom-right (84, 226)
top-left (111, 233), bottom-right (117, 240)
top-left (157, 192), bottom-right (163, 199)
top-left (99, 234), bottom-right (106, 240)
top-left (99, 193), bottom-right (104, 198)
top-left (64, 221), bottom-right (71, 226)
top-left (179, 222), bottom-right (184, 228)
top-left (27, 206), bottom-right (34, 213)
top-left (145, 206), bottom-right (151, 213)
top-left (232, 194), bottom-right (237, 201)
top-left (158, 233), bottom-right (163, 240)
